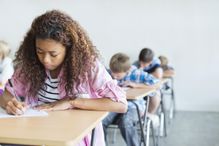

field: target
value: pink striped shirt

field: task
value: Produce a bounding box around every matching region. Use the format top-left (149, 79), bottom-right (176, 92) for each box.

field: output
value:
top-left (5, 60), bottom-right (127, 146)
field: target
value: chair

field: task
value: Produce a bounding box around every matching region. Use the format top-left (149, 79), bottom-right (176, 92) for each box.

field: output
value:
top-left (106, 95), bottom-right (159, 146)
top-left (159, 77), bottom-right (176, 137)
top-left (162, 77), bottom-right (176, 122)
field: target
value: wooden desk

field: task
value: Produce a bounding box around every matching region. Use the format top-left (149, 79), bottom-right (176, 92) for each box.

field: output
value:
top-left (126, 87), bottom-right (156, 100)
top-left (163, 71), bottom-right (174, 78)
top-left (0, 110), bottom-right (108, 146)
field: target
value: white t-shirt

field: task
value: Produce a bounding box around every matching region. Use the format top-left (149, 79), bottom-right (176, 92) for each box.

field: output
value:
top-left (0, 57), bottom-right (14, 85)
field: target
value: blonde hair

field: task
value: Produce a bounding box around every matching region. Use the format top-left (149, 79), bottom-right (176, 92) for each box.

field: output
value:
top-left (110, 53), bottom-right (131, 73)
top-left (159, 55), bottom-right (168, 66)
top-left (0, 40), bottom-right (10, 59)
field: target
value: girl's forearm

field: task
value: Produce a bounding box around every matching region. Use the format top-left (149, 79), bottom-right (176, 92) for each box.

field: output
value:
top-left (70, 98), bottom-right (127, 113)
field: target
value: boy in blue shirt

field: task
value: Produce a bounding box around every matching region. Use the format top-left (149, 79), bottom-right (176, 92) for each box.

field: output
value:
top-left (133, 48), bottom-right (163, 79)
top-left (103, 53), bottom-right (161, 146)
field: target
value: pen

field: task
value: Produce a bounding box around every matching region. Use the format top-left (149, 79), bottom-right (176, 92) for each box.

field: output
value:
top-left (8, 79), bottom-right (27, 115)
top-left (8, 79), bottom-right (21, 102)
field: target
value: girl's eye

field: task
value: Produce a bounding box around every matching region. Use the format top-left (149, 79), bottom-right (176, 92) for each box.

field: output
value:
top-left (51, 54), bottom-right (58, 57)
top-left (37, 50), bottom-right (43, 54)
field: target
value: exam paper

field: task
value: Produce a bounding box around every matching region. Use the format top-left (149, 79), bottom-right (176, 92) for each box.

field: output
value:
top-left (0, 107), bottom-right (48, 118)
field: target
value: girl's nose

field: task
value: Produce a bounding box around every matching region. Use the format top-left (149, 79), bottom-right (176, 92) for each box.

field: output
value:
top-left (43, 54), bottom-right (51, 64)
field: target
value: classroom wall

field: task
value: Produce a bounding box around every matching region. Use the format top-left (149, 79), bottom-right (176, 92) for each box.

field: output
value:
top-left (0, 0), bottom-right (219, 111)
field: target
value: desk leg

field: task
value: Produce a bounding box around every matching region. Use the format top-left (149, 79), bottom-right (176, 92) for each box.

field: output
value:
top-left (91, 129), bottom-right (95, 146)
top-left (130, 101), bottom-right (146, 146)
top-left (144, 96), bottom-right (154, 146)
top-left (170, 77), bottom-right (175, 119)
top-left (160, 92), bottom-right (167, 137)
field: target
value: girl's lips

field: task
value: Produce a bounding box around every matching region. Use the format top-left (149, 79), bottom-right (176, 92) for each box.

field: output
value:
top-left (44, 64), bottom-right (53, 69)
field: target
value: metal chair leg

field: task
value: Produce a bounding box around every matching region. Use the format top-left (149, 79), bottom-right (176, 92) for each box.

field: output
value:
top-left (169, 77), bottom-right (176, 120)
top-left (145, 118), bottom-right (159, 146)
top-left (112, 128), bottom-right (117, 143)
top-left (159, 112), bottom-right (164, 137)
top-left (91, 129), bottom-right (95, 146)
top-left (160, 93), bottom-right (167, 137)
top-left (151, 120), bottom-right (159, 146)
top-left (146, 119), bottom-right (151, 146)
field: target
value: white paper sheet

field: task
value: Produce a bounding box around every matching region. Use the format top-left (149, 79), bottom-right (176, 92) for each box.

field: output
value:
top-left (0, 107), bottom-right (48, 118)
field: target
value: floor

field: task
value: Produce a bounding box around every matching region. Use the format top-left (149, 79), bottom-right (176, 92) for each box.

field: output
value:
top-left (106, 111), bottom-right (219, 146)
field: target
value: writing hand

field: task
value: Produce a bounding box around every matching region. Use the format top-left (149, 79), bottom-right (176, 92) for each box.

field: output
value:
top-left (5, 98), bottom-right (27, 115)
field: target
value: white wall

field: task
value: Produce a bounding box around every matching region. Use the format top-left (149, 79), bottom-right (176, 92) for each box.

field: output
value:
top-left (0, 0), bottom-right (219, 111)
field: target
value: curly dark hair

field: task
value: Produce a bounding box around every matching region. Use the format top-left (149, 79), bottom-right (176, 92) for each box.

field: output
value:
top-left (14, 10), bottom-right (99, 97)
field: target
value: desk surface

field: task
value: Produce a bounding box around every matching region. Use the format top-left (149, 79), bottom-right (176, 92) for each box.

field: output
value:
top-left (126, 87), bottom-right (156, 100)
top-left (0, 110), bottom-right (108, 146)
top-left (163, 72), bottom-right (174, 78)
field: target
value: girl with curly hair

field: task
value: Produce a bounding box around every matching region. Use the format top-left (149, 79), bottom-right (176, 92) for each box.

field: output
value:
top-left (0, 10), bottom-right (127, 146)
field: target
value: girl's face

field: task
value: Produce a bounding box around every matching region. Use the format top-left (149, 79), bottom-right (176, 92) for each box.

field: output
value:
top-left (36, 38), bottom-right (66, 72)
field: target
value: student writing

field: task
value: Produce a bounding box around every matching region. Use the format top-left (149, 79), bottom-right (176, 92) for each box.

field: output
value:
top-left (0, 10), bottom-right (127, 146)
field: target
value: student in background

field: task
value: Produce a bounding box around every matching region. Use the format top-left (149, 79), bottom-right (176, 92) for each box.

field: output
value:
top-left (0, 41), bottom-right (14, 91)
top-left (103, 53), bottom-right (160, 146)
top-left (159, 55), bottom-right (174, 77)
top-left (0, 10), bottom-right (127, 146)
top-left (133, 48), bottom-right (163, 79)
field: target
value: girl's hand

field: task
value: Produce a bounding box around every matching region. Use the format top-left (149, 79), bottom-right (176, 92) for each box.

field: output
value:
top-left (35, 99), bottom-right (73, 111)
top-left (5, 98), bottom-right (27, 115)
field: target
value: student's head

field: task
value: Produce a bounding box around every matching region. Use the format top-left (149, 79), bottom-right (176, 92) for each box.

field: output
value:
top-left (110, 53), bottom-right (131, 80)
top-left (158, 55), bottom-right (168, 66)
top-left (0, 40), bottom-right (10, 62)
top-left (138, 48), bottom-right (154, 68)
top-left (15, 10), bottom-right (99, 96)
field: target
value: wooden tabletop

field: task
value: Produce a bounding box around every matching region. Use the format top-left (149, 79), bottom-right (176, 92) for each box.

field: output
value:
top-left (163, 72), bottom-right (174, 78)
top-left (0, 110), bottom-right (108, 146)
top-left (126, 87), bottom-right (156, 100)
